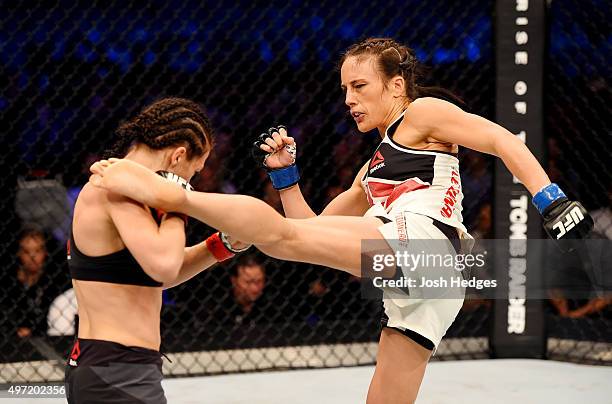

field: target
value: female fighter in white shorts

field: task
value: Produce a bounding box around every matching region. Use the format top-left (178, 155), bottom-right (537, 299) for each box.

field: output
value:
top-left (89, 39), bottom-right (592, 404)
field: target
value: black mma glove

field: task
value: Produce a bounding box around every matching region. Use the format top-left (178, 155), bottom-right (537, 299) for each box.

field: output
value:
top-left (151, 171), bottom-right (194, 224)
top-left (252, 125), bottom-right (299, 190)
top-left (532, 183), bottom-right (593, 250)
top-left (156, 171), bottom-right (194, 192)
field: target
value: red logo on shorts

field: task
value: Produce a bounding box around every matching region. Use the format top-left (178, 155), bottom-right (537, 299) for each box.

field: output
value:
top-left (70, 340), bottom-right (80, 360)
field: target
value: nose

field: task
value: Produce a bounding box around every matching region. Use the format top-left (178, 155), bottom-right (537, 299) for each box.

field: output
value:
top-left (345, 89), bottom-right (356, 108)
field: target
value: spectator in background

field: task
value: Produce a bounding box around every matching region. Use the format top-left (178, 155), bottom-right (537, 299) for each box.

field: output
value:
top-left (590, 182), bottom-right (612, 240)
top-left (549, 182), bottom-right (612, 318)
top-left (461, 152), bottom-right (492, 227)
top-left (212, 255), bottom-right (270, 326)
top-left (469, 203), bottom-right (492, 240)
top-left (295, 267), bottom-right (380, 332)
top-left (262, 181), bottom-right (283, 213)
top-left (15, 172), bottom-right (72, 244)
top-left (8, 227), bottom-right (56, 338)
top-left (191, 127), bottom-right (237, 194)
top-left (462, 203), bottom-right (493, 311)
top-left (546, 138), bottom-right (582, 202)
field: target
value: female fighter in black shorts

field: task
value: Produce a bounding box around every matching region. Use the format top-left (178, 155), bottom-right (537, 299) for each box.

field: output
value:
top-left (65, 97), bottom-right (246, 403)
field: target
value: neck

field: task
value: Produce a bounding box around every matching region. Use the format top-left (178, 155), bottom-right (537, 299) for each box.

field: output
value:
top-left (124, 147), bottom-right (167, 172)
top-left (377, 100), bottom-right (411, 138)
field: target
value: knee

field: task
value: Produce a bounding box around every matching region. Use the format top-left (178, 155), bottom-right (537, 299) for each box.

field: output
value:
top-left (255, 220), bottom-right (297, 257)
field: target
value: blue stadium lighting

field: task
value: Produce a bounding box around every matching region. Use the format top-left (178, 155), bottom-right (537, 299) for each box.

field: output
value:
top-left (38, 74), bottom-right (49, 91)
top-left (432, 48), bottom-right (459, 64)
top-left (288, 38), bottom-right (302, 65)
top-left (260, 41), bottom-right (273, 63)
top-left (87, 29), bottom-right (101, 44)
top-left (310, 16), bottom-right (324, 32)
top-left (106, 47), bottom-right (120, 62)
top-left (143, 51), bottom-right (156, 66)
top-left (339, 22), bottom-right (356, 39)
top-left (465, 39), bottom-right (481, 62)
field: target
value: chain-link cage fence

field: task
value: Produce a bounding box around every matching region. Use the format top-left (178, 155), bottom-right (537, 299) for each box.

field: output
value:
top-left (0, 0), bottom-right (533, 383)
top-left (544, 0), bottom-right (612, 365)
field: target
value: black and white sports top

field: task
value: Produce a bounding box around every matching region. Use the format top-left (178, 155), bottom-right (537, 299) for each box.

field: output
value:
top-left (67, 232), bottom-right (163, 287)
top-left (361, 110), bottom-right (468, 234)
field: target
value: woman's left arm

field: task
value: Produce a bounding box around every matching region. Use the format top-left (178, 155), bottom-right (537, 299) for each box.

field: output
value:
top-left (407, 97), bottom-right (593, 242)
top-left (164, 235), bottom-right (251, 289)
top-left (407, 97), bottom-right (547, 195)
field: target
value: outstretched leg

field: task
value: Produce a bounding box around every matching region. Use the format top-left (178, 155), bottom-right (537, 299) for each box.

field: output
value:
top-left (183, 192), bottom-right (388, 276)
top-left (90, 158), bottom-right (388, 276)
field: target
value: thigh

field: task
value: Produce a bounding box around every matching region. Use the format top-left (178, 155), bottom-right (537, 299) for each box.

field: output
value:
top-left (367, 327), bottom-right (432, 404)
top-left (256, 215), bottom-right (387, 277)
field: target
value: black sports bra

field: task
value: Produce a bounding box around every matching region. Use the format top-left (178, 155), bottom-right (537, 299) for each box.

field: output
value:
top-left (68, 232), bottom-right (163, 287)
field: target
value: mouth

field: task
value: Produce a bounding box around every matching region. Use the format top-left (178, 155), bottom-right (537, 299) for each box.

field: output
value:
top-left (351, 111), bottom-right (365, 123)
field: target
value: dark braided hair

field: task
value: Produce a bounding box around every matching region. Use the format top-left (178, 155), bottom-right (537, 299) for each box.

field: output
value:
top-left (104, 97), bottom-right (214, 159)
top-left (339, 38), bottom-right (465, 108)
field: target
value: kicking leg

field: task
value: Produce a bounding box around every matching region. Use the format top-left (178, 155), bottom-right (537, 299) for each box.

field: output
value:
top-left (255, 215), bottom-right (388, 276)
top-left (90, 158), bottom-right (390, 275)
top-left (185, 192), bottom-right (389, 276)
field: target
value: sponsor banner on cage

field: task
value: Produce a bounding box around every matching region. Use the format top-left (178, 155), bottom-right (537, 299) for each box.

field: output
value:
top-left (360, 239), bottom-right (612, 300)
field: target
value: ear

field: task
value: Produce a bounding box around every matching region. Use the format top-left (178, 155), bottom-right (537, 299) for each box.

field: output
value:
top-left (390, 75), bottom-right (406, 98)
top-left (169, 147), bottom-right (187, 167)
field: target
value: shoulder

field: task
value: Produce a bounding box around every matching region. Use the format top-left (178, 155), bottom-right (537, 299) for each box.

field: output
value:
top-left (76, 182), bottom-right (110, 209)
top-left (401, 98), bottom-right (470, 146)
top-left (405, 97), bottom-right (463, 124)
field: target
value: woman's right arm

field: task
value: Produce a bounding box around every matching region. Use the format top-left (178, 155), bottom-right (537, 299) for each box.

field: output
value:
top-left (107, 192), bottom-right (186, 284)
top-left (257, 127), bottom-right (370, 218)
top-left (279, 163), bottom-right (370, 218)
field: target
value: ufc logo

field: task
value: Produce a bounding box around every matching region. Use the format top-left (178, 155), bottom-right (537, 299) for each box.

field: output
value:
top-left (552, 206), bottom-right (584, 239)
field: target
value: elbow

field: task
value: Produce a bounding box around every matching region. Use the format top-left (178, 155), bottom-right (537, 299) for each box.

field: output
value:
top-left (145, 257), bottom-right (182, 284)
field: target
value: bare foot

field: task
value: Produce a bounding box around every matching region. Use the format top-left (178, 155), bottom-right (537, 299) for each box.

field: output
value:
top-left (89, 158), bottom-right (187, 212)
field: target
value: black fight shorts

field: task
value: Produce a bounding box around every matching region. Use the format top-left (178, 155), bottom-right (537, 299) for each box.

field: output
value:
top-left (65, 338), bottom-right (166, 404)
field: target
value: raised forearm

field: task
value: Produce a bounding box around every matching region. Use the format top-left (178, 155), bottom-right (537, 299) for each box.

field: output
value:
top-left (279, 185), bottom-right (317, 218)
top-left (494, 133), bottom-right (551, 195)
top-left (163, 241), bottom-right (217, 289)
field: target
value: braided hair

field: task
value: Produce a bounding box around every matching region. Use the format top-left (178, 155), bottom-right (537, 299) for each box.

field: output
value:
top-left (104, 97), bottom-right (213, 159)
top-left (339, 38), bottom-right (465, 108)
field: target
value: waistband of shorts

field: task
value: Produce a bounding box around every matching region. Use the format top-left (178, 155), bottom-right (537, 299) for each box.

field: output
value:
top-left (69, 338), bottom-right (163, 367)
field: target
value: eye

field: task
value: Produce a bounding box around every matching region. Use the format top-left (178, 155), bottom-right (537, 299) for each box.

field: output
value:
top-left (355, 84), bottom-right (365, 89)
